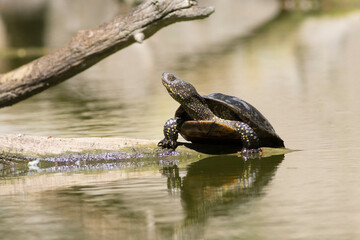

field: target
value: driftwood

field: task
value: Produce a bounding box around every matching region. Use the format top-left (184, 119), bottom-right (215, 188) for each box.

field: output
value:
top-left (0, 0), bottom-right (214, 108)
top-left (0, 134), bottom-right (157, 156)
top-left (0, 134), bottom-right (291, 160)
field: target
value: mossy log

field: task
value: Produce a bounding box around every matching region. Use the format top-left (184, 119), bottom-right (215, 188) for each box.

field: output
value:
top-left (0, 134), bottom-right (292, 162)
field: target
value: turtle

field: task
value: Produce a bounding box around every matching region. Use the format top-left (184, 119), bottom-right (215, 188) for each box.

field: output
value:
top-left (158, 72), bottom-right (284, 154)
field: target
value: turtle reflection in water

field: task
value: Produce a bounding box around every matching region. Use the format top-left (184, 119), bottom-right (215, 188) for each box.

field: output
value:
top-left (162, 155), bottom-right (285, 226)
top-left (158, 73), bottom-right (284, 155)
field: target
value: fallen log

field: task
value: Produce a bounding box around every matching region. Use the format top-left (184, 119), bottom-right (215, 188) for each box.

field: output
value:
top-left (0, 0), bottom-right (214, 108)
top-left (0, 134), bottom-right (157, 156)
top-left (0, 134), bottom-right (292, 161)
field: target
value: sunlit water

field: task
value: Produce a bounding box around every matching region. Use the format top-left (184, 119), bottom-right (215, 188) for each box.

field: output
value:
top-left (1, 6), bottom-right (360, 240)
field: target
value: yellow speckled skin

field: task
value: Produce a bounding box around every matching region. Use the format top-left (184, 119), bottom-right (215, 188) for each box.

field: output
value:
top-left (158, 73), bottom-right (262, 153)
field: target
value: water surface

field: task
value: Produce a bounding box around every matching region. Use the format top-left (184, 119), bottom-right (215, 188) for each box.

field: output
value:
top-left (1, 5), bottom-right (360, 240)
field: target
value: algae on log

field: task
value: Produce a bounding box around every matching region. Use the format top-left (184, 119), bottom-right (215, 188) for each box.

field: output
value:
top-left (0, 134), bottom-right (157, 156)
top-left (0, 134), bottom-right (199, 160)
top-left (0, 134), bottom-right (292, 163)
top-left (0, 0), bottom-right (214, 108)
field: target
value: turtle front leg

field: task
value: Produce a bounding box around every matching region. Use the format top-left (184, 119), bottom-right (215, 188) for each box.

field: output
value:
top-left (228, 121), bottom-right (262, 155)
top-left (158, 118), bottom-right (183, 150)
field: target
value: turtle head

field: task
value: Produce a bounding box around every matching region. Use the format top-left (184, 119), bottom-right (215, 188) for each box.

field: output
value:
top-left (161, 72), bottom-right (199, 104)
top-left (161, 72), bottom-right (215, 120)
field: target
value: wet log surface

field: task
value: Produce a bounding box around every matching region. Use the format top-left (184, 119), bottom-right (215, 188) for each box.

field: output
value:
top-left (0, 134), bottom-right (157, 157)
top-left (0, 134), bottom-right (291, 162)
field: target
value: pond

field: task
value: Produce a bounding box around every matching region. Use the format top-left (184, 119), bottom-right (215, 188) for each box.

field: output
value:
top-left (1, 2), bottom-right (360, 240)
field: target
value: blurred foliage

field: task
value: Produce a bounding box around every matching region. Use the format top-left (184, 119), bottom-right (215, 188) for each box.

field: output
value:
top-left (117, 0), bottom-right (142, 7)
top-left (280, 0), bottom-right (360, 11)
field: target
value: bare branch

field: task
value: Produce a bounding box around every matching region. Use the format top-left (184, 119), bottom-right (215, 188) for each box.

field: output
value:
top-left (0, 0), bottom-right (214, 108)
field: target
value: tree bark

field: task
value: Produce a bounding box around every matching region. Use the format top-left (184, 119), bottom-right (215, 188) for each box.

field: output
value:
top-left (0, 0), bottom-right (214, 108)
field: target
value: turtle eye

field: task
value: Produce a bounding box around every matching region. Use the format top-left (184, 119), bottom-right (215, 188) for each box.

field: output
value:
top-left (168, 75), bottom-right (175, 81)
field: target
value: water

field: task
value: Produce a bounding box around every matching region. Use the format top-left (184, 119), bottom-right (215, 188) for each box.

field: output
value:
top-left (1, 2), bottom-right (360, 240)
top-left (0, 155), bottom-right (284, 240)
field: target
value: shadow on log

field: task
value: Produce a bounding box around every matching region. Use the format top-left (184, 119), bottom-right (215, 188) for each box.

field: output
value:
top-left (0, 0), bottom-right (214, 108)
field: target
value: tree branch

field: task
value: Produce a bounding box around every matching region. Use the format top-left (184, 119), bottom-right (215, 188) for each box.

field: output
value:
top-left (0, 0), bottom-right (214, 108)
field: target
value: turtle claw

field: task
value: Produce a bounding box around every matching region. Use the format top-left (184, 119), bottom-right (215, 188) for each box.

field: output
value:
top-left (158, 138), bottom-right (177, 150)
top-left (238, 148), bottom-right (263, 158)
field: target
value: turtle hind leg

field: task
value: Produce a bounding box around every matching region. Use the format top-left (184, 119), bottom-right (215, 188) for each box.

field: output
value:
top-left (225, 120), bottom-right (262, 156)
top-left (158, 118), bottom-right (183, 150)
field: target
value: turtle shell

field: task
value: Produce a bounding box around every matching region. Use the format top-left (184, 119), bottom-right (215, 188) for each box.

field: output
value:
top-left (175, 93), bottom-right (284, 147)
